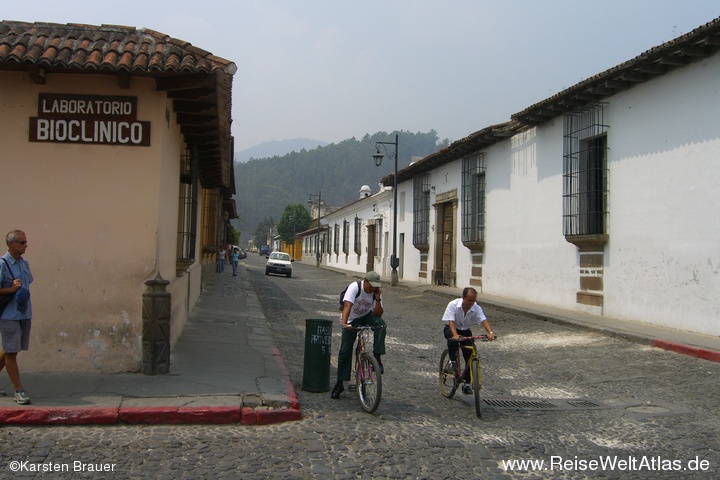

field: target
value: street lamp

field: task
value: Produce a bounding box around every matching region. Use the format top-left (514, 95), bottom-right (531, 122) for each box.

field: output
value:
top-left (372, 133), bottom-right (400, 286)
top-left (308, 191), bottom-right (322, 267)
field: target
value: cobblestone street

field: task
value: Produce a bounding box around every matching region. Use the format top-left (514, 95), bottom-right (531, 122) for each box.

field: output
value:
top-left (1, 256), bottom-right (718, 479)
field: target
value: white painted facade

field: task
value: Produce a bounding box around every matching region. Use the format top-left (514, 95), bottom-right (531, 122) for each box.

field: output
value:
top-left (311, 186), bottom-right (393, 278)
top-left (325, 26), bottom-right (720, 337)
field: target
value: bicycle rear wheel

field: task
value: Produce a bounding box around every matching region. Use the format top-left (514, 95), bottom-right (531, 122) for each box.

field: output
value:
top-left (439, 349), bottom-right (459, 398)
top-left (471, 357), bottom-right (482, 418)
top-left (356, 352), bottom-right (382, 413)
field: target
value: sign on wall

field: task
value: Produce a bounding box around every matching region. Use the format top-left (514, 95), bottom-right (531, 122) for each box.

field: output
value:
top-left (29, 94), bottom-right (151, 146)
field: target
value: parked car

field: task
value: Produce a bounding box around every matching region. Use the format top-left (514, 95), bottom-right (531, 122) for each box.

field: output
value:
top-left (259, 245), bottom-right (270, 256)
top-left (265, 251), bottom-right (293, 278)
top-left (233, 246), bottom-right (247, 259)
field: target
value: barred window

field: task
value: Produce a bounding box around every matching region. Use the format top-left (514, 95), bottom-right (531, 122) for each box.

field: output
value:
top-left (342, 220), bottom-right (349, 254)
top-left (177, 148), bottom-right (198, 261)
top-left (563, 103), bottom-right (609, 236)
top-left (333, 223), bottom-right (340, 254)
top-left (354, 216), bottom-right (362, 254)
top-left (461, 153), bottom-right (486, 243)
top-left (374, 218), bottom-right (383, 257)
top-left (413, 174), bottom-right (431, 246)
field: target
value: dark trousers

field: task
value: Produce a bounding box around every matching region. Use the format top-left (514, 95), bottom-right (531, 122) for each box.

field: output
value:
top-left (444, 325), bottom-right (473, 383)
top-left (336, 312), bottom-right (386, 382)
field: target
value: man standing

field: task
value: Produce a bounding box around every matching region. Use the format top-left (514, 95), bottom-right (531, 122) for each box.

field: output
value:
top-left (331, 271), bottom-right (387, 399)
top-left (0, 230), bottom-right (33, 405)
top-left (442, 287), bottom-right (495, 395)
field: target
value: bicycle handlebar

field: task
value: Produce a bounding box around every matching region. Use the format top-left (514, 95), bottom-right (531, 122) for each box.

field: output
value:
top-left (450, 334), bottom-right (497, 342)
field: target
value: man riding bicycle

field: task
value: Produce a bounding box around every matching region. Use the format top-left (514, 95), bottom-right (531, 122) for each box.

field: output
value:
top-left (331, 271), bottom-right (387, 399)
top-left (442, 287), bottom-right (496, 394)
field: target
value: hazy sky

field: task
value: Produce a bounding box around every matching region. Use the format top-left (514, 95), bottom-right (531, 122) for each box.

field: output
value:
top-left (4, 1), bottom-right (719, 151)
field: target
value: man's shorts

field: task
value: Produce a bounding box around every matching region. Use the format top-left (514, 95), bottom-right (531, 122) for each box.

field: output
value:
top-left (1, 319), bottom-right (31, 353)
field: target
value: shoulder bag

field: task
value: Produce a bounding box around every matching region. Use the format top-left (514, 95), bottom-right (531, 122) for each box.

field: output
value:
top-left (0, 258), bottom-right (15, 316)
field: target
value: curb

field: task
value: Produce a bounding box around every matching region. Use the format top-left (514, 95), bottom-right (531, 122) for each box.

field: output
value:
top-left (653, 340), bottom-right (720, 363)
top-left (0, 405), bottom-right (302, 426)
top-left (0, 344), bottom-right (304, 426)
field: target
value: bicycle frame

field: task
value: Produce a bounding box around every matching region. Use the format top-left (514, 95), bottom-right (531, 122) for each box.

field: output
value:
top-left (439, 334), bottom-right (491, 418)
top-left (352, 326), bottom-right (382, 413)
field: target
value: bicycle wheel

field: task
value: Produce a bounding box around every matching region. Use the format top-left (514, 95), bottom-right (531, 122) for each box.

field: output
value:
top-left (438, 349), bottom-right (459, 398)
top-left (471, 357), bottom-right (482, 418)
top-left (356, 352), bottom-right (382, 413)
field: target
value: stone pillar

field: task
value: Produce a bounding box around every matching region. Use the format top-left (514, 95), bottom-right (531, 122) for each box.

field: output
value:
top-left (141, 272), bottom-right (171, 375)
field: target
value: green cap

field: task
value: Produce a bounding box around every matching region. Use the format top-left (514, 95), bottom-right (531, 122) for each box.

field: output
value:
top-left (365, 271), bottom-right (381, 288)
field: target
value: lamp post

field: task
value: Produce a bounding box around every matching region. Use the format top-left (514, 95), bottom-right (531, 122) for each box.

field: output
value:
top-left (372, 134), bottom-right (399, 286)
top-left (308, 191), bottom-right (322, 267)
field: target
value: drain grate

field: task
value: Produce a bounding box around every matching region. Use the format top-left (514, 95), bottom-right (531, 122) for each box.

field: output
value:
top-left (484, 399), bottom-right (558, 409)
top-left (567, 399), bottom-right (603, 408)
top-left (483, 398), bottom-right (608, 411)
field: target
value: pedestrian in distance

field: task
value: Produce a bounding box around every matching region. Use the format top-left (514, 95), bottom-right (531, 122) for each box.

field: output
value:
top-left (0, 230), bottom-right (34, 405)
top-left (217, 246), bottom-right (226, 273)
top-left (442, 287), bottom-right (495, 395)
top-left (331, 271), bottom-right (387, 399)
top-left (230, 248), bottom-right (239, 276)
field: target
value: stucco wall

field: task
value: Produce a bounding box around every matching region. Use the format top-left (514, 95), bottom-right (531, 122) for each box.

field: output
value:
top-left (601, 55), bottom-right (720, 335)
top-left (387, 54), bottom-right (720, 336)
top-left (322, 189), bottom-right (392, 277)
top-left (0, 71), bottom-right (188, 372)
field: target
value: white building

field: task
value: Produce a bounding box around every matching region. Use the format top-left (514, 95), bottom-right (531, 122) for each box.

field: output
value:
top-left (330, 17), bottom-right (720, 337)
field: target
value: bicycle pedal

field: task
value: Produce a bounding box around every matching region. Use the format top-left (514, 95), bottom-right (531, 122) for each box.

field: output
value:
top-left (348, 384), bottom-right (356, 391)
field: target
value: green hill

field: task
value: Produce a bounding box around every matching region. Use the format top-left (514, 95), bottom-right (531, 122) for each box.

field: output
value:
top-left (232, 130), bottom-right (446, 245)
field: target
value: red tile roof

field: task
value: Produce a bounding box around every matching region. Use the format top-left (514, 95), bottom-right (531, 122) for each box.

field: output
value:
top-left (0, 21), bottom-right (236, 75)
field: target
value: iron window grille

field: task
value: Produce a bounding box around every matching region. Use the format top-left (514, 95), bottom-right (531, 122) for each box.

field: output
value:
top-left (461, 152), bottom-right (487, 243)
top-left (333, 223), bottom-right (340, 255)
top-left (413, 173), bottom-right (431, 246)
top-left (354, 216), bottom-right (362, 254)
top-left (342, 220), bottom-right (349, 254)
top-left (563, 103), bottom-right (609, 236)
top-left (177, 148), bottom-right (198, 261)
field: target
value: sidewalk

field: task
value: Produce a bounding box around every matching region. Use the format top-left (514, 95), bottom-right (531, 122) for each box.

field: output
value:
top-left (0, 266), bottom-right (300, 426)
top-left (1, 266), bottom-right (718, 426)
top-left (394, 276), bottom-right (720, 363)
top-left (327, 265), bottom-right (720, 363)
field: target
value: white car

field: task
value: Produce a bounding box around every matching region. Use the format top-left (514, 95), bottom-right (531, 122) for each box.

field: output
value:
top-left (265, 252), bottom-right (293, 278)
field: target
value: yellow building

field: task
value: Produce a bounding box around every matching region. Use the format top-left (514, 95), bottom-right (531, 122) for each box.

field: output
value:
top-left (0, 21), bottom-right (237, 373)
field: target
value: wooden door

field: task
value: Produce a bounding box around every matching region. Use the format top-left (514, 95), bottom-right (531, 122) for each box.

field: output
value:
top-left (441, 204), bottom-right (453, 285)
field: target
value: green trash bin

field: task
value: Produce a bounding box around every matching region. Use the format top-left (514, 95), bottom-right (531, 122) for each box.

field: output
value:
top-left (302, 318), bottom-right (333, 392)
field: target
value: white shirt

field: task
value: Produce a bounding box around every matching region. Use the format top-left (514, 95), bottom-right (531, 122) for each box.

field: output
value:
top-left (442, 298), bottom-right (487, 331)
top-left (342, 281), bottom-right (382, 323)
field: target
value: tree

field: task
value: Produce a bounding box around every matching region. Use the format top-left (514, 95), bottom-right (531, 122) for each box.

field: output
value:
top-left (226, 225), bottom-right (240, 246)
top-left (277, 204), bottom-right (312, 243)
top-left (253, 216), bottom-right (275, 246)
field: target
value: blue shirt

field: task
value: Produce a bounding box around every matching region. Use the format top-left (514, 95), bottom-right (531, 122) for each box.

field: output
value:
top-left (0, 252), bottom-right (33, 320)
